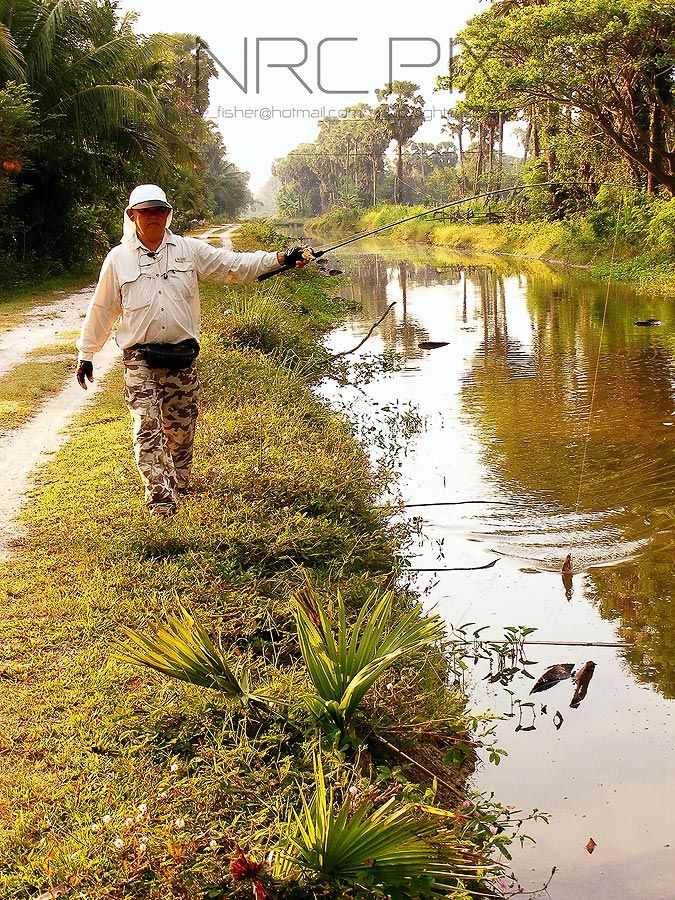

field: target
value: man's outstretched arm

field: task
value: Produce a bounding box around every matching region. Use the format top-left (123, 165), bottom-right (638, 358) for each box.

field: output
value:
top-left (187, 239), bottom-right (309, 284)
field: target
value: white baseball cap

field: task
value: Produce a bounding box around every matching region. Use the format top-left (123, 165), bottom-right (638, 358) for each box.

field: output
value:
top-left (127, 184), bottom-right (172, 210)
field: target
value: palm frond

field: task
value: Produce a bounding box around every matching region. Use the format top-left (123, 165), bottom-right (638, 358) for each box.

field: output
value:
top-left (45, 32), bottom-right (160, 98)
top-left (273, 753), bottom-right (488, 892)
top-left (116, 604), bottom-right (246, 700)
top-left (292, 569), bottom-right (323, 628)
top-left (0, 21), bottom-right (25, 80)
top-left (23, 0), bottom-right (83, 83)
top-left (292, 576), bottom-right (446, 733)
top-left (50, 82), bottom-right (156, 131)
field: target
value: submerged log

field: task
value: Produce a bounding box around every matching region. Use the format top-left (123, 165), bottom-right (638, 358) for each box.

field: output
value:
top-left (570, 661), bottom-right (596, 708)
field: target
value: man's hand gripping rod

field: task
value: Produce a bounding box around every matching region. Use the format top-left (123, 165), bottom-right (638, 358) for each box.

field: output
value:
top-left (258, 246), bottom-right (322, 281)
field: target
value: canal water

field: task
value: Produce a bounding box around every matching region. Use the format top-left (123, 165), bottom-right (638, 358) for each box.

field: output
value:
top-left (320, 241), bottom-right (675, 899)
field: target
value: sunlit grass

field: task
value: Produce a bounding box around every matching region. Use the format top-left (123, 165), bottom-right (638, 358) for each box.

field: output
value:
top-left (0, 332), bottom-right (389, 894)
top-left (0, 222), bottom-right (480, 898)
top-left (0, 345), bottom-right (73, 429)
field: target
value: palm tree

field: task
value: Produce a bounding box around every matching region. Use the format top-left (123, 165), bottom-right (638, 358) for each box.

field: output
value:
top-left (0, 0), bottom-right (202, 259)
top-left (374, 80), bottom-right (425, 204)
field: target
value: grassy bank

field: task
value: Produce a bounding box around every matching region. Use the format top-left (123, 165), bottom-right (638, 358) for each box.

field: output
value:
top-left (307, 199), bottom-right (675, 296)
top-left (0, 343), bottom-right (73, 429)
top-left (0, 223), bottom-right (509, 899)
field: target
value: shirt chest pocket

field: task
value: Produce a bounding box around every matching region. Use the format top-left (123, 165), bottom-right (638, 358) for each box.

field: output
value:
top-left (120, 274), bottom-right (152, 312)
top-left (165, 261), bottom-right (196, 301)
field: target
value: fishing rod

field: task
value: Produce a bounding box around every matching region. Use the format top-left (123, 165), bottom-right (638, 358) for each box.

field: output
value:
top-left (258, 182), bottom-right (557, 281)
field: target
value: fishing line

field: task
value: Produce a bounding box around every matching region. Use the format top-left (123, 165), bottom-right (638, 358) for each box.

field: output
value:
top-left (574, 194), bottom-right (625, 514)
top-left (448, 639), bottom-right (627, 648)
top-left (402, 499), bottom-right (515, 507)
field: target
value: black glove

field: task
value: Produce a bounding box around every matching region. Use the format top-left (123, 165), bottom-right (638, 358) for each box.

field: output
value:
top-left (284, 246), bottom-right (315, 268)
top-left (76, 359), bottom-right (94, 390)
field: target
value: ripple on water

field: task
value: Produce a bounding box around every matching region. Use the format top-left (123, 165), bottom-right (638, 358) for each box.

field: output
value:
top-left (435, 500), bottom-right (651, 571)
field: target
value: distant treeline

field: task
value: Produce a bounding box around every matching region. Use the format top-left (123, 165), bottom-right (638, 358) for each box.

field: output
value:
top-left (273, 0), bottom-right (675, 220)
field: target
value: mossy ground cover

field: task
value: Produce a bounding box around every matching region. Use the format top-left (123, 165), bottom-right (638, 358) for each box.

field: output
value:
top-left (0, 224), bottom-right (498, 899)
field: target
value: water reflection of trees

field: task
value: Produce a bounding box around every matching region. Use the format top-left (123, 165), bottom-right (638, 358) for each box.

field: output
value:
top-left (340, 255), bottom-right (447, 356)
top-left (590, 556), bottom-right (675, 698)
top-left (461, 267), bottom-right (675, 699)
top-left (341, 254), bottom-right (517, 357)
top-left (340, 251), bottom-right (675, 697)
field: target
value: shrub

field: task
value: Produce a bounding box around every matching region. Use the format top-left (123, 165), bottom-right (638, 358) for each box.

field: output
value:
top-left (587, 184), bottom-right (656, 243)
top-left (214, 287), bottom-right (310, 356)
top-left (647, 198), bottom-right (675, 256)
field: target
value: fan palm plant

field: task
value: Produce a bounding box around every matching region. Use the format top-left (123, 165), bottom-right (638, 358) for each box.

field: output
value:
top-left (273, 754), bottom-right (489, 894)
top-left (116, 605), bottom-right (271, 713)
top-left (292, 577), bottom-right (446, 736)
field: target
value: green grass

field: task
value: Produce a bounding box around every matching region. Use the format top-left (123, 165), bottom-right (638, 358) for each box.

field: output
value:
top-left (0, 223), bottom-right (488, 899)
top-left (0, 343), bottom-right (74, 429)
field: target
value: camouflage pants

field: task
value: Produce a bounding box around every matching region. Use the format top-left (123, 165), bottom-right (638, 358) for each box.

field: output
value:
top-left (123, 347), bottom-right (201, 509)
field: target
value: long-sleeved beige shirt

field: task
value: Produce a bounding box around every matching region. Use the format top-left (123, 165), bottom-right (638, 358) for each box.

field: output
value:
top-left (77, 230), bottom-right (280, 362)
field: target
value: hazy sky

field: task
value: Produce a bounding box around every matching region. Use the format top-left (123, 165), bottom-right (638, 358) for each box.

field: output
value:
top-left (119, 0), bottom-right (485, 193)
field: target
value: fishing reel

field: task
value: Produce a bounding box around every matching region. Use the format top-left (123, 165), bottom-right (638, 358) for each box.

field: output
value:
top-left (285, 246), bottom-right (318, 267)
top-left (258, 245), bottom-right (322, 281)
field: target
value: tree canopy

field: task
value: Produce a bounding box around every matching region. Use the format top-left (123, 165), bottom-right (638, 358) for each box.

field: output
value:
top-left (0, 0), bottom-right (253, 274)
top-left (273, 87), bottom-right (435, 216)
top-left (448, 0), bottom-right (675, 198)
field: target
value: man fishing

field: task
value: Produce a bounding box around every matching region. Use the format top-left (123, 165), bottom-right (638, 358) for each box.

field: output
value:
top-left (76, 184), bottom-right (312, 517)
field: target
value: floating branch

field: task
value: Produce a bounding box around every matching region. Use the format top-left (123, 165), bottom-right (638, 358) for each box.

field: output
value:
top-left (330, 301), bottom-right (397, 359)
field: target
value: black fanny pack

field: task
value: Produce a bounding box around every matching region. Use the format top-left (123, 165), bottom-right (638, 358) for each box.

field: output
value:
top-left (139, 338), bottom-right (200, 370)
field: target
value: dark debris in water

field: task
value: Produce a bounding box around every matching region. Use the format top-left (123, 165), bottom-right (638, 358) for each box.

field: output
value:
top-left (571, 661), bottom-right (596, 708)
top-left (530, 663), bottom-right (575, 694)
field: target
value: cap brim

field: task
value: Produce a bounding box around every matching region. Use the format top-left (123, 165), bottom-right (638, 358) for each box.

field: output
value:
top-left (131, 200), bottom-right (172, 210)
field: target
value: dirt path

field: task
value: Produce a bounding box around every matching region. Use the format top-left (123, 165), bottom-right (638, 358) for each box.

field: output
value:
top-left (198, 223), bottom-right (239, 248)
top-left (0, 292), bottom-right (120, 557)
top-left (0, 225), bottom-right (242, 557)
top-left (0, 285), bottom-right (94, 378)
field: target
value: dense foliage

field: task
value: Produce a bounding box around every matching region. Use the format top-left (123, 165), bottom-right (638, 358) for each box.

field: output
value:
top-left (445, 0), bottom-right (675, 211)
top-left (273, 87), bottom-right (460, 216)
top-left (0, 0), bottom-right (253, 276)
